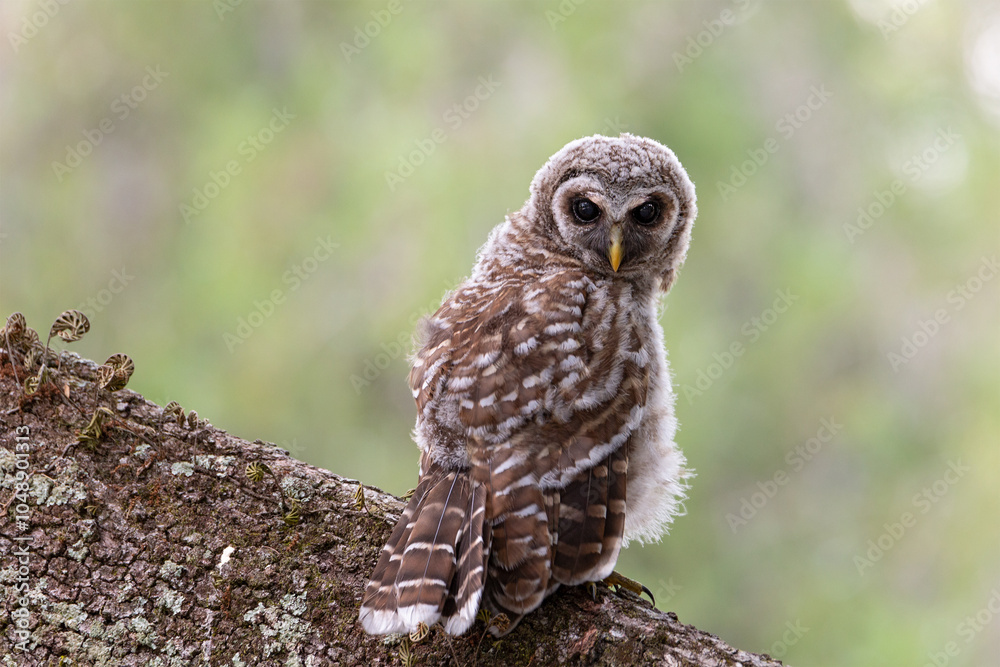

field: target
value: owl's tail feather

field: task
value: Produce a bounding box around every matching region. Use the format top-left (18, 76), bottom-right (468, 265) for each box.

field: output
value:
top-left (477, 452), bottom-right (555, 637)
top-left (441, 481), bottom-right (489, 634)
top-left (478, 446), bottom-right (629, 638)
top-left (551, 444), bottom-right (628, 586)
top-left (358, 467), bottom-right (488, 636)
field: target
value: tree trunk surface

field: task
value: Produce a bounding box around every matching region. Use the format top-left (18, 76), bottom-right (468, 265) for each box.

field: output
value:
top-left (1, 348), bottom-right (785, 667)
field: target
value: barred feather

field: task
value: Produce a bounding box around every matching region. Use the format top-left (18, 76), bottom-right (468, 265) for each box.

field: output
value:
top-left (441, 481), bottom-right (489, 634)
top-left (480, 457), bottom-right (551, 620)
top-left (551, 444), bottom-right (628, 585)
top-left (359, 468), bottom-right (481, 634)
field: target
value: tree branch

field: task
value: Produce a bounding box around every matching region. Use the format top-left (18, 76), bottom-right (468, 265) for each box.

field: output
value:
top-left (0, 349), bottom-right (784, 666)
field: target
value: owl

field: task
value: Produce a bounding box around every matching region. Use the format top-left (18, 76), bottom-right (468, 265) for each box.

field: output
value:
top-left (359, 133), bottom-right (696, 637)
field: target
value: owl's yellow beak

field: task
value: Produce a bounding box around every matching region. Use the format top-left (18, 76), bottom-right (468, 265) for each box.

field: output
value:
top-left (608, 226), bottom-right (623, 272)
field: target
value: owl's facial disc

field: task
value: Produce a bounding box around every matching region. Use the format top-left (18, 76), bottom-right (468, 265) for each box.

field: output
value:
top-left (550, 174), bottom-right (681, 276)
top-left (526, 134), bottom-right (696, 290)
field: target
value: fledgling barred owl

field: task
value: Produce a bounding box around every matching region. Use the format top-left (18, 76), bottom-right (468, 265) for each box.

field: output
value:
top-left (359, 133), bottom-right (697, 636)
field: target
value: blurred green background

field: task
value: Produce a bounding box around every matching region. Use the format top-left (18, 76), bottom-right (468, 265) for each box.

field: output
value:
top-left (2, 0), bottom-right (998, 664)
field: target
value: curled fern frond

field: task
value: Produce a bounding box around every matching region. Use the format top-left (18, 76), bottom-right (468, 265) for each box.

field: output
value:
top-left (245, 462), bottom-right (267, 482)
top-left (23, 332), bottom-right (44, 368)
top-left (353, 482), bottom-right (367, 511)
top-left (282, 499), bottom-right (302, 527)
top-left (397, 637), bottom-right (416, 667)
top-left (24, 327), bottom-right (40, 346)
top-left (2, 312), bottom-right (26, 341)
top-left (99, 353), bottom-right (134, 391)
top-left (97, 365), bottom-right (114, 389)
top-left (489, 612), bottom-right (511, 635)
top-left (409, 622), bottom-right (430, 643)
top-left (163, 401), bottom-right (185, 426)
top-left (49, 309), bottom-right (90, 343)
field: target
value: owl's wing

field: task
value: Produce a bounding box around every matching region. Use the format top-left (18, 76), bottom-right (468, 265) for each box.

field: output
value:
top-left (409, 271), bottom-right (652, 626)
top-left (411, 271), bottom-right (650, 469)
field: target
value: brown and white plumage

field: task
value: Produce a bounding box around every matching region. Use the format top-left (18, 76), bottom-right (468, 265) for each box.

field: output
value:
top-left (359, 134), bottom-right (697, 636)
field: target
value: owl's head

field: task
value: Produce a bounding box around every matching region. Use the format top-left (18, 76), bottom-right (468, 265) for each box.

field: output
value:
top-left (524, 134), bottom-right (696, 292)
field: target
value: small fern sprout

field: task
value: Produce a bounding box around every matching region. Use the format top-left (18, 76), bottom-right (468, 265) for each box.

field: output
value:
top-left (245, 462), bottom-right (267, 482)
top-left (163, 401), bottom-right (186, 426)
top-left (99, 353), bottom-right (134, 391)
top-left (282, 499), bottom-right (302, 527)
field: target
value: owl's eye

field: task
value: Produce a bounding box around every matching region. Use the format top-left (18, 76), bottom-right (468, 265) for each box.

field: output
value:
top-left (571, 198), bottom-right (601, 224)
top-left (632, 201), bottom-right (660, 226)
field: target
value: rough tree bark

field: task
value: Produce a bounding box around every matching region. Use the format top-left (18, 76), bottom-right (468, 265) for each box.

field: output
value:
top-left (0, 347), bottom-right (785, 667)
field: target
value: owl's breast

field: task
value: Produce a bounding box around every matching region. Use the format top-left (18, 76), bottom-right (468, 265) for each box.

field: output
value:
top-left (621, 299), bottom-right (690, 546)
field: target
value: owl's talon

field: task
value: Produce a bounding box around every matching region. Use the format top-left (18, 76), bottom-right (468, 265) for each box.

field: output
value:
top-left (640, 583), bottom-right (656, 606)
top-left (603, 570), bottom-right (655, 606)
top-left (585, 581), bottom-right (598, 601)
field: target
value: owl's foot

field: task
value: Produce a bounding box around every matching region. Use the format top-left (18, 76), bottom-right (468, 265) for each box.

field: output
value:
top-left (601, 570), bottom-right (655, 606)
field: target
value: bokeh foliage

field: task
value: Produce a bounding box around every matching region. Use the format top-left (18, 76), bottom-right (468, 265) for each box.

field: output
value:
top-left (2, 1), bottom-right (998, 663)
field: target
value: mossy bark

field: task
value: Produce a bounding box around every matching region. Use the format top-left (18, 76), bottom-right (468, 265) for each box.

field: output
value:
top-left (1, 350), bottom-right (784, 666)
